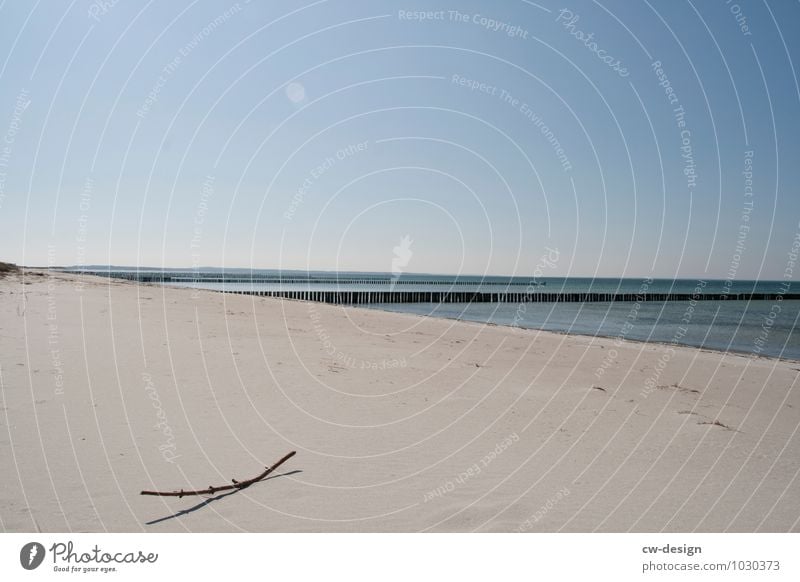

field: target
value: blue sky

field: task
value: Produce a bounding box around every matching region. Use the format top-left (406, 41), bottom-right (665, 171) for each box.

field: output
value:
top-left (0, 0), bottom-right (798, 278)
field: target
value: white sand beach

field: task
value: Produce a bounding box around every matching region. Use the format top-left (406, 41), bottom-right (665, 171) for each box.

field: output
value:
top-left (1, 269), bottom-right (799, 532)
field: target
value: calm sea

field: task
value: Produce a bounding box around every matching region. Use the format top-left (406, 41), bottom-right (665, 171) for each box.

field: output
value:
top-left (361, 278), bottom-right (799, 360)
top-left (101, 270), bottom-right (800, 360)
top-left (366, 298), bottom-right (800, 361)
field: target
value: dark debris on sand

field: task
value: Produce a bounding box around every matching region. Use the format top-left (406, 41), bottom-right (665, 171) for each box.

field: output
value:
top-left (0, 262), bottom-right (20, 278)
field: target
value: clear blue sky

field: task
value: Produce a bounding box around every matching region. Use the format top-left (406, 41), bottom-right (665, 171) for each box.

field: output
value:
top-left (1, 0), bottom-right (798, 278)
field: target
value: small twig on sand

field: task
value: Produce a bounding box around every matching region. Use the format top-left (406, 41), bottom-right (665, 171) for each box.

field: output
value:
top-left (697, 420), bottom-right (739, 432)
top-left (140, 451), bottom-right (296, 498)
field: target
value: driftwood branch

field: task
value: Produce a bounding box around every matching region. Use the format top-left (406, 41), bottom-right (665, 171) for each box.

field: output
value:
top-left (140, 451), bottom-right (296, 498)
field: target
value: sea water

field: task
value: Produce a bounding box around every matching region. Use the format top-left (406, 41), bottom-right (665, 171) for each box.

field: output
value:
top-left (106, 269), bottom-right (800, 360)
top-left (367, 298), bottom-right (800, 360)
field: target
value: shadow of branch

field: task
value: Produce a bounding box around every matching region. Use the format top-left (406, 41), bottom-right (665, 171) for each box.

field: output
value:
top-left (145, 470), bottom-right (302, 526)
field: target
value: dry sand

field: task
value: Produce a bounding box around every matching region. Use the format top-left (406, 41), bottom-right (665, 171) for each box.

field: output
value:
top-left (1, 269), bottom-right (799, 532)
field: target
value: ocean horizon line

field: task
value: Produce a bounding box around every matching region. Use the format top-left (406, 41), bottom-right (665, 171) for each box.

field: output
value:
top-left (41, 264), bottom-right (792, 284)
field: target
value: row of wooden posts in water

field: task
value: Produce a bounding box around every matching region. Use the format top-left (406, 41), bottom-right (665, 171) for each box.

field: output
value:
top-left (221, 289), bottom-right (800, 304)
